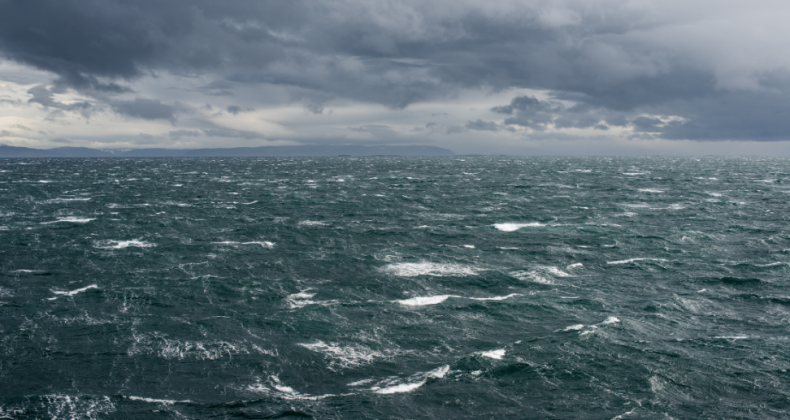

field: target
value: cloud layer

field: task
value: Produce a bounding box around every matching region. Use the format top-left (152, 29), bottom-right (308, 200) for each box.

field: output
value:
top-left (1, 0), bottom-right (790, 152)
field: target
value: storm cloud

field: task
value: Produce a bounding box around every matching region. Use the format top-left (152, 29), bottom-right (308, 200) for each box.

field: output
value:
top-left (1, 0), bottom-right (790, 150)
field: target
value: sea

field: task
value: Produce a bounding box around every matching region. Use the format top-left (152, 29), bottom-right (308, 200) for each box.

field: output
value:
top-left (1, 156), bottom-right (789, 419)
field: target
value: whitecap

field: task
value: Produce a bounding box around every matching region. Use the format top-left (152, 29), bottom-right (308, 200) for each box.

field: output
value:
top-left (126, 396), bottom-right (191, 405)
top-left (246, 376), bottom-right (346, 401)
top-left (714, 335), bottom-right (748, 340)
top-left (638, 188), bottom-right (663, 193)
top-left (468, 293), bottom-right (521, 301)
top-left (371, 365), bottom-right (450, 394)
top-left (566, 263), bottom-right (583, 270)
top-left (544, 266), bottom-right (570, 277)
top-left (96, 240), bottom-right (155, 249)
top-left (382, 262), bottom-right (483, 277)
top-left (299, 220), bottom-right (329, 226)
top-left (622, 172), bottom-right (646, 176)
top-left (41, 217), bottom-right (95, 224)
top-left (511, 270), bottom-right (553, 284)
top-left (212, 241), bottom-right (274, 248)
top-left (561, 324), bottom-right (585, 332)
top-left (299, 340), bottom-right (384, 370)
top-left (480, 349), bottom-right (506, 360)
top-left (373, 381), bottom-right (425, 395)
top-left (397, 295), bottom-right (455, 306)
top-left (601, 316), bottom-right (620, 325)
top-left (493, 222), bottom-right (545, 232)
top-left (48, 284), bottom-right (98, 300)
top-left (607, 258), bottom-right (667, 265)
top-left (46, 197), bottom-right (92, 203)
top-left (286, 291), bottom-right (316, 309)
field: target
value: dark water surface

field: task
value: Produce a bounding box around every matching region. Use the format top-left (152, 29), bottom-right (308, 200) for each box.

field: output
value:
top-left (1, 157), bottom-right (789, 419)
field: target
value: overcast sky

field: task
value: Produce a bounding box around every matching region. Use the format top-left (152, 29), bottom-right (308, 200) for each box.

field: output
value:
top-left (2, 0), bottom-right (790, 155)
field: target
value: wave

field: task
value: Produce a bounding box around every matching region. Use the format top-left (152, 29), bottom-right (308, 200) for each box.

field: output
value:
top-left (511, 266), bottom-right (570, 284)
top-left (286, 290), bottom-right (316, 309)
top-left (371, 365), bottom-right (450, 394)
top-left (560, 324), bottom-right (585, 332)
top-left (607, 258), bottom-right (667, 265)
top-left (125, 396), bottom-right (191, 405)
top-left (493, 222), bottom-right (545, 232)
top-left (48, 284), bottom-right (98, 300)
top-left (212, 241), bottom-right (274, 248)
top-left (246, 375), bottom-right (346, 401)
top-left (397, 295), bottom-right (456, 306)
top-left (299, 220), bottom-right (329, 226)
top-left (45, 197), bottom-right (92, 203)
top-left (382, 262), bottom-right (484, 277)
top-left (479, 349), bottom-right (506, 360)
top-left (41, 217), bottom-right (95, 224)
top-left (96, 240), bottom-right (155, 249)
top-left (299, 340), bottom-right (385, 370)
top-left (468, 293), bottom-right (521, 301)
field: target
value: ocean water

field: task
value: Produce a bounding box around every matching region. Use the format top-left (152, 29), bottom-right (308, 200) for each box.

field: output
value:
top-left (1, 156), bottom-right (789, 419)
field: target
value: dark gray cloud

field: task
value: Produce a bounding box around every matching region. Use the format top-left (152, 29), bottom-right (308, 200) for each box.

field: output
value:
top-left (1, 1), bottom-right (788, 141)
top-left (27, 84), bottom-right (92, 114)
top-left (465, 119), bottom-right (500, 132)
top-left (110, 98), bottom-right (179, 121)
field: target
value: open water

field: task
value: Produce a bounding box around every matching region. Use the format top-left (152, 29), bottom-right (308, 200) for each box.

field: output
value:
top-left (1, 157), bottom-right (789, 419)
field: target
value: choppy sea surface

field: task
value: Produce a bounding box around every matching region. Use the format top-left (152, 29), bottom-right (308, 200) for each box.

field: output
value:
top-left (1, 157), bottom-right (789, 419)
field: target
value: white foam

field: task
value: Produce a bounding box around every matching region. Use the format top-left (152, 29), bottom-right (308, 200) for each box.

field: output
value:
top-left (638, 188), bottom-right (664, 193)
top-left (397, 295), bottom-right (455, 306)
top-left (607, 258), bottom-right (667, 265)
top-left (511, 270), bottom-right (553, 284)
top-left (97, 240), bottom-right (155, 249)
top-left (480, 349), bottom-right (506, 359)
top-left (212, 241), bottom-right (274, 248)
top-left (561, 324), bottom-right (585, 331)
top-left (714, 335), bottom-right (748, 340)
top-left (41, 217), bottom-right (95, 224)
top-left (374, 380), bottom-right (426, 394)
top-left (468, 293), bottom-right (521, 301)
top-left (46, 197), bottom-right (92, 203)
top-left (299, 220), bottom-right (328, 226)
top-left (544, 266), bottom-right (570, 277)
top-left (126, 396), bottom-right (191, 405)
top-left (286, 291), bottom-right (316, 309)
top-left (371, 365), bottom-right (450, 394)
top-left (463, 245), bottom-right (475, 249)
top-left (622, 172), bottom-right (646, 176)
top-left (49, 284), bottom-right (98, 300)
top-left (494, 222), bottom-right (545, 232)
top-left (602, 316), bottom-right (620, 325)
top-left (566, 263), bottom-right (583, 270)
top-left (299, 340), bottom-right (384, 370)
top-left (382, 262), bottom-right (483, 277)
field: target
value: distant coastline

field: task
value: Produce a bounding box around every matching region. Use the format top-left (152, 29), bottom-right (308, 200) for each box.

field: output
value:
top-left (0, 145), bottom-right (454, 158)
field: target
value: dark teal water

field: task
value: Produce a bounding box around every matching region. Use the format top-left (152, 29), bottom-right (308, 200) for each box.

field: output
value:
top-left (1, 157), bottom-right (789, 419)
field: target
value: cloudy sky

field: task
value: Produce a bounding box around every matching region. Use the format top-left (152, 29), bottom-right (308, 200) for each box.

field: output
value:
top-left (2, 0), bottom-right (790, 155)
